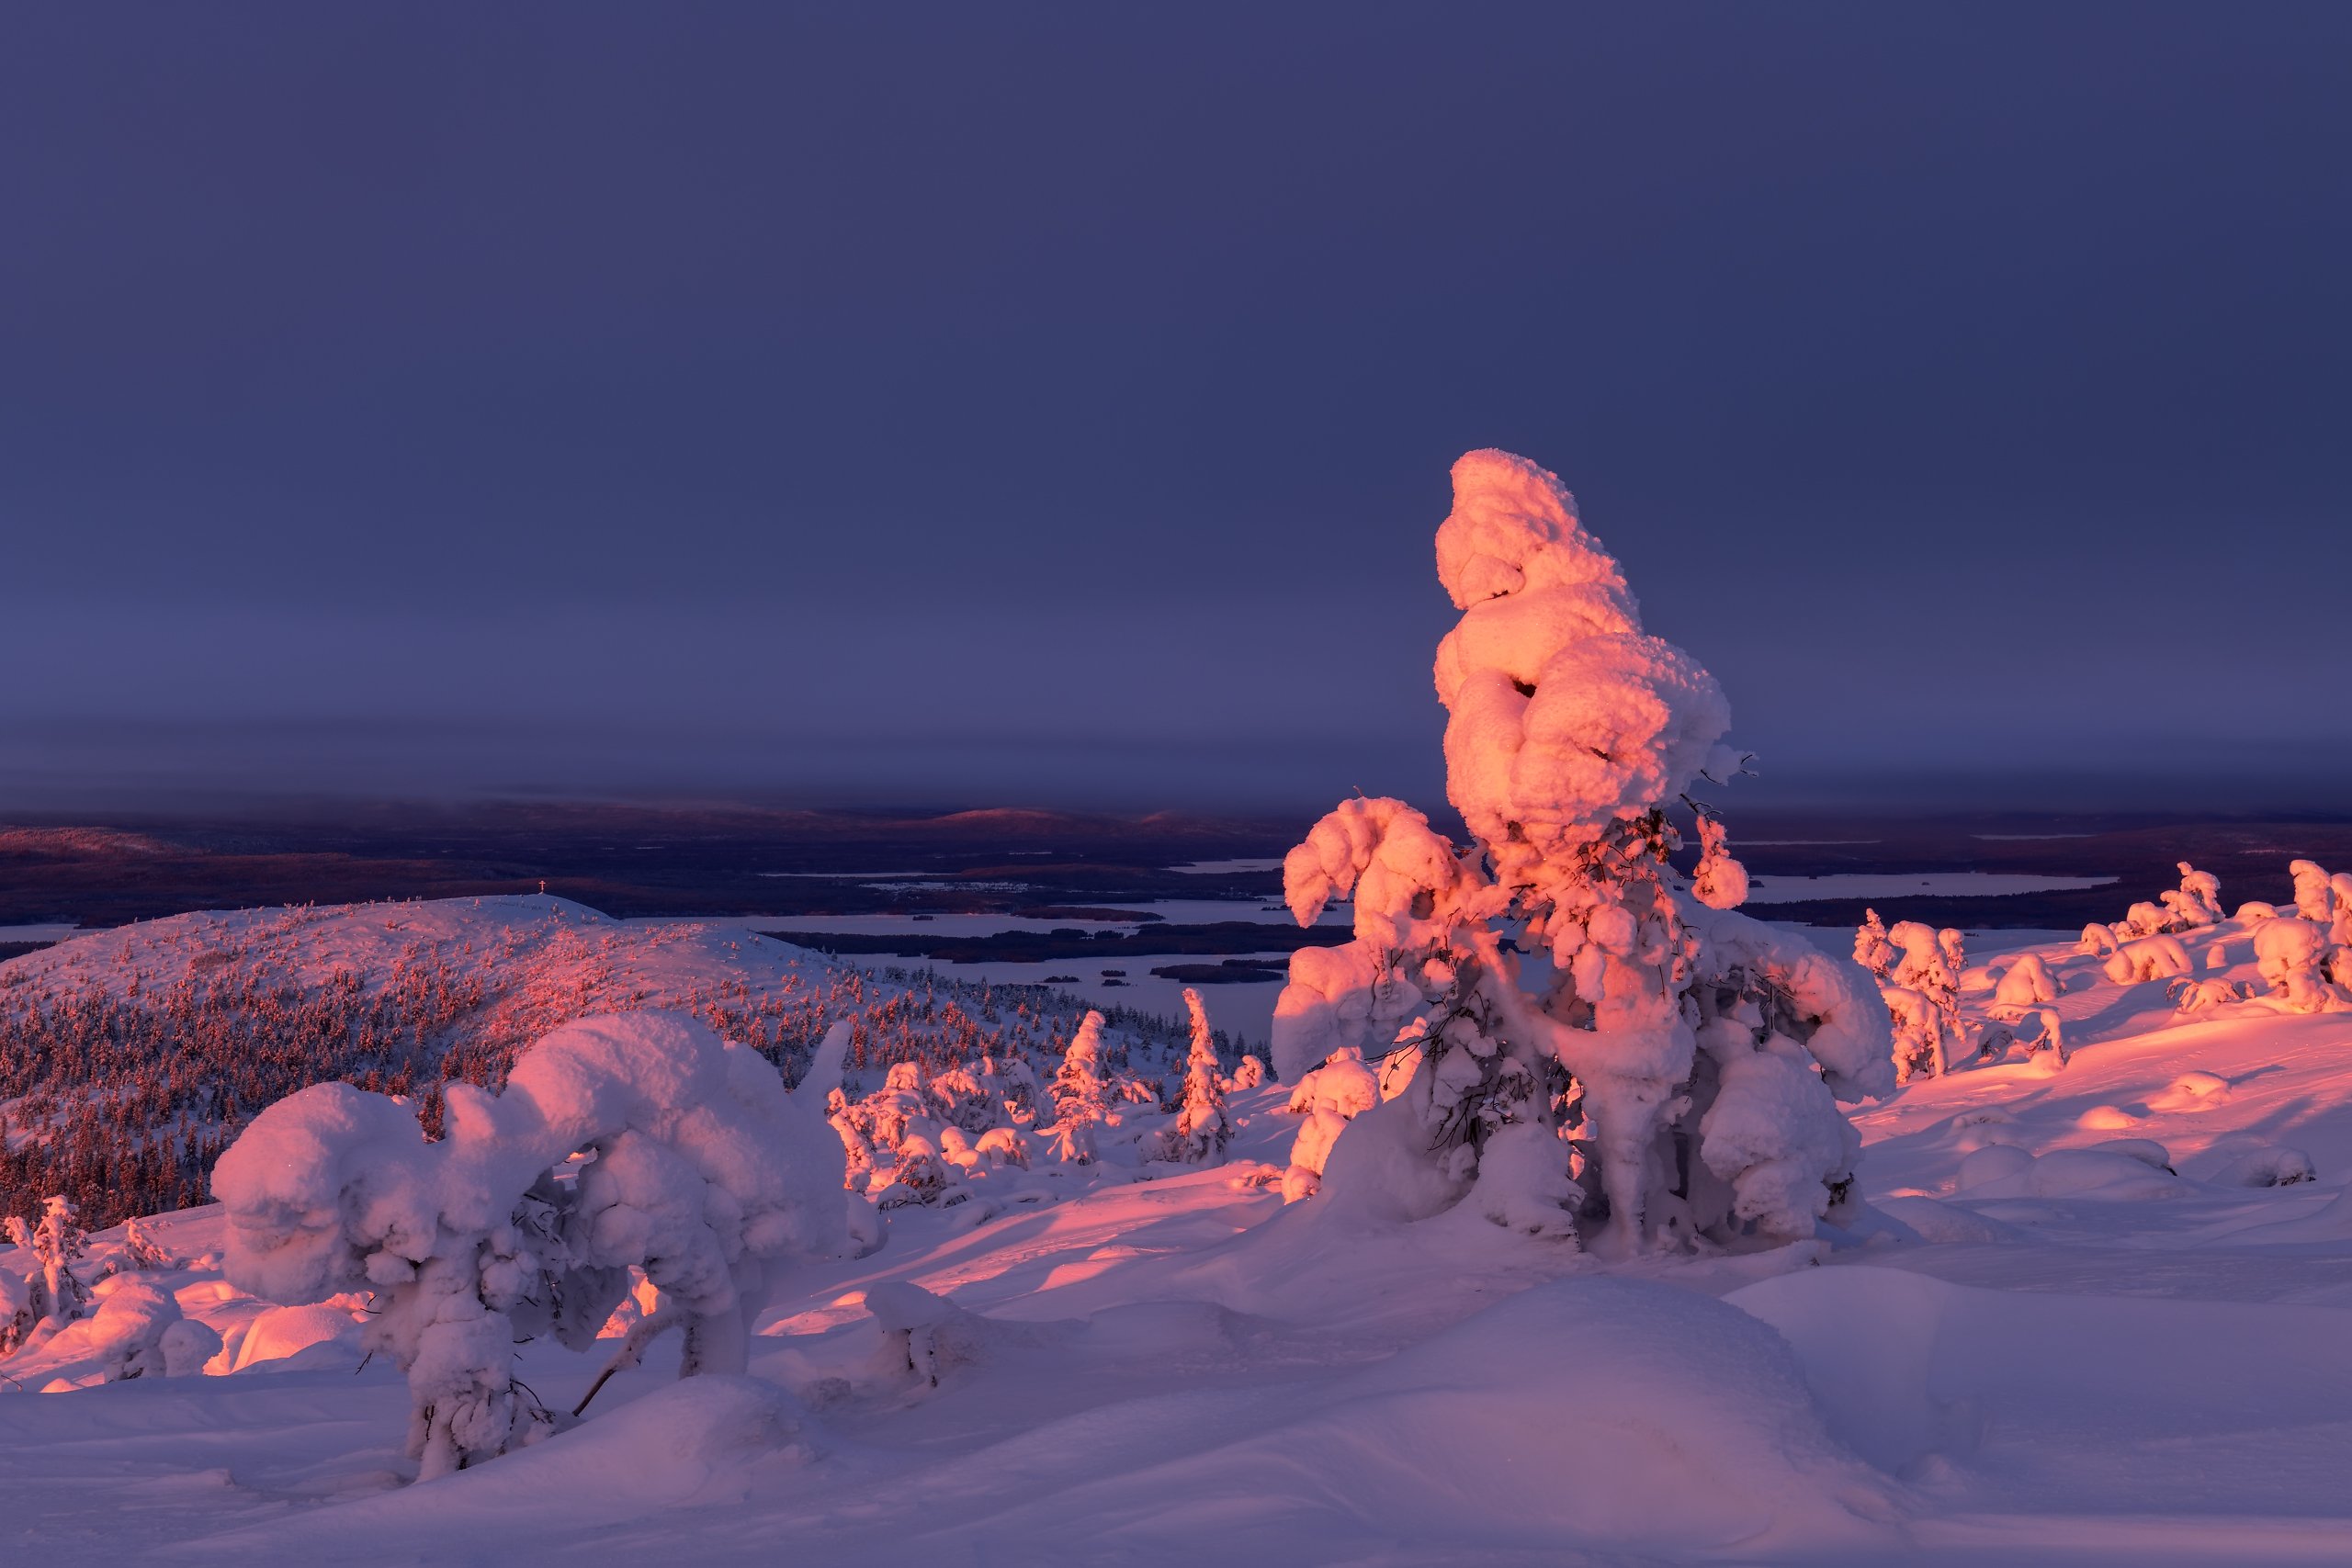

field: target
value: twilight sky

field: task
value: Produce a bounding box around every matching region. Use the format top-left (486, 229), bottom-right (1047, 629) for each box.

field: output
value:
top-left (3, 6), bottom-right (2345, 814)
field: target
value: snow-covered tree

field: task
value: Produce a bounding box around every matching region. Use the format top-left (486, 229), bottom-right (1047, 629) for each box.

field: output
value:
top-left (1268, 450), bottom-right (1893, 1253)
top-left (1852, 909), bottom-right (1894, 982)
top-left (122, 1215), bottom-right (182, 1271)
top-left (1046, 1011), bottom-right (1114, 1165)
top-left (1938, 929), bottom-right (1968, 988)
top-left (2105, 934), bottom-right (2193, 985)
top-left (4, 1197), bottom-right (92, 1334)
top-left (876, 1134), bottom-right (955, 1207)
top-left (212, 1012), bottom-right (850, 1479)
top-left (1225, 1054), bottom-right (1266, 1092)
top-left (1883, 922), bottom-right (1960, 1081)
top-left (2161, 863), bottom-right (2224, 931)
top-left (2291, 860), bottom-right (2335, 923)
top-left (1993, 953), bottom-right (2059, 1009)
top-left (0, 1269), bottom-right (35, 1357)
top-left (1280, 1045), bottom-right (1380, 1202)
top-left (1157, 988), bottom-right (1231, 1165)
top-left (2254, 918), bottom-right (2348, 1014)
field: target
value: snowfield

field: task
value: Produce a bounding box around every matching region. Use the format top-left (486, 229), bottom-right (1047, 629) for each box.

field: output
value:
top-left (1, 914), bottom-right (2350, 1563)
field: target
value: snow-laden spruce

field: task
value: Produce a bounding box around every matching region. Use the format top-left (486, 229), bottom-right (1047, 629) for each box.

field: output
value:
top-left (1155, 988), bottom-right (1232, 1165)
top-left (2, 1196), bottom-right (92, 1352)
top-left (1045, 1010), bottom-right (1114, 1165)
top-left (210, 1011), bottom-right (850, 1478)
top-left (1270, 450), bottom-right (1893, 1253)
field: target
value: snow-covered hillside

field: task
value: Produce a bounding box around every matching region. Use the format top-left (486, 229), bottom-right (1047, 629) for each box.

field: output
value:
top-left (0, 895), bottom-right (1222, 1226)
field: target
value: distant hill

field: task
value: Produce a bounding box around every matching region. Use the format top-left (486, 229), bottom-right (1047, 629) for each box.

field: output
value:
top-left (0, 895), bottom-right (1199, 1227)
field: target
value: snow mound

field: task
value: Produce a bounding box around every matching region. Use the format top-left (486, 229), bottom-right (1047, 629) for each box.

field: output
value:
top-left (1957, 1145), bottom-right (2188, 1201)
top-left (1733, 1265), bottom-right (2352, 1489)
top-left (2212, 1145), bottom-right (2317, 1188)
top-left (192, 1375), bottom-right (817, 1559)
top-left (227, 1303), bottom-right (364, 1373)
top-left (985, 1275), bottom-right (1902, 1561)
top-left (2149, 1070), bottom-right (2233, 1111)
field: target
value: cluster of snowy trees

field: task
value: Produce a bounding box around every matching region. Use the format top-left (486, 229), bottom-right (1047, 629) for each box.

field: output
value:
top-left (1854, 915), bottom-right (1972, 1080)
top-left (1267, 451), bottom-right (1894, 1254)
top-left (185, 992), bottom-right (1260, 1477)
top-left (826, 990), bottom-right (1255, 1206)
top-left (2063, 869), bottom-right (2222, 962)
top-left (1848, 858), bottom-right (2352, 1078)
top-left (0, 1195), bottom-right (222, 1378)
top-left (2227, 861), bottom-right (2352, 1013)
top-left (2078, 860), bottom-right (2352, 1014)
top-left (1854, 914), bottom-right (2066, 1077)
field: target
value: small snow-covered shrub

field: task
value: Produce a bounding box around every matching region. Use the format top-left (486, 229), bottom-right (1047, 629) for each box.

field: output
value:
top-left (0, 1270), bottom-right (32, 1356)
top-left (2077, 922), bottom-right (2119, 956)
top-left (1281, 1046), bottom-right (1380, 1201)
top-left (2161, 863), bottom-right (2224, 931)
top-left (876, 1134), bottom-right (956, 1208)
top-left (212, 1011), bottom-right (849, 1479)
top-left (122, 1215), bottom-right (182, 1272)
top-left (2017, 1006), bottom-right (2067, 1066)
top-left (1268, 451), bottom-right (1891, 1251)
top-left (2171, 976), bottom-right (2252, 1013)
top-left (2, 1196), bottom-right (91, 1342)
top-left (1225, 1054), bottom-right (1266, 1091)
top-left (1993, 953), bottom-right (2059, 1009)
top-left (2103, 935), bottom-right (2192, 985)
top-left (973, 1126), bottom-right (1031, 1168)
top-left (2252, 919), bottom-right (2346, 1013)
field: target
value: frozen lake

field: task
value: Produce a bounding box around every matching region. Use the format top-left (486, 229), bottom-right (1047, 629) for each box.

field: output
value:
top-left (723, 872), bottom-right (2119, 1052)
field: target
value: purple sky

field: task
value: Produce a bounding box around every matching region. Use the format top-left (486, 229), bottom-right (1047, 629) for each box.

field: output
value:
top-left (3, 6), bottom-right (2346, 814)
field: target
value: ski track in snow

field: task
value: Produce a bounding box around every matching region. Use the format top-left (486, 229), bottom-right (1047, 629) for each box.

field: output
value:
top-left (9, 906), bottom-right (2352, 1562)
